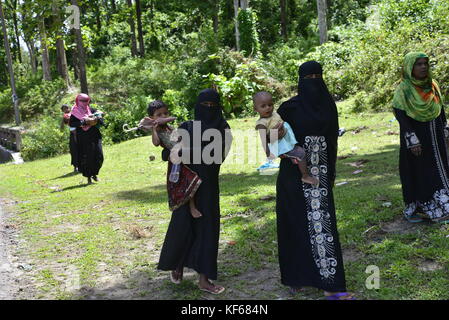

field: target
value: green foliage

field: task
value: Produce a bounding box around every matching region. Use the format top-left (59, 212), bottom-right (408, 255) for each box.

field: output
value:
top-left (237, 8), bottom-right (260, 57)
top-left (20, 79), bottom-right (66, 119)
top-left (21, 115), bottom-right (69, 161)
top-left (205, 57), bottom-right (288, 117)
top-left (101, 95), bottom-right (149, 145)
top-left (307, 0), bottom-right (449, 112)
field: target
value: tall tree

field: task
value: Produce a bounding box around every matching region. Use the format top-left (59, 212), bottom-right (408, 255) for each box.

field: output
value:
top-left (127, 0), bottom-right (138, 57)
top-left (71, 0), bottom-right (88, 94)
top-left (234, 0), bottom-right (250, 51)
top-left (0, 0), bottom-right (20, 125)
top-left (52, 2), bottom-right (70, 87)
top-left (280, 0), bottom-right (287, 41)
top-left (39, 17), bottom-right (52, 81)
top-left (4, 0), bottom-right (21, 63)
top-left (316, 0), bottom-right (328, 44)
top-left (135, 0), bottom-right (145, 57)
top-left (212, 0), bottom-right (219, 34)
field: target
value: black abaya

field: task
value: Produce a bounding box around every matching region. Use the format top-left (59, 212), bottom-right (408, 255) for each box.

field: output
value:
top-left (157, 89), bottom-right (231, 280)
top-left (69, 108), bottom-right (104, 178)
top-left (394, 107), bottom-right (449, 220)
top-left (275, 61), bottom-right (347, 292)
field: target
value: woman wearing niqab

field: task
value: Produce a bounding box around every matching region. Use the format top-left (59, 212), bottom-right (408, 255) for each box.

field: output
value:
top-left (275, 61), bottom-right (353, 299)
top-left (158, 89), bottom-right (232, 294)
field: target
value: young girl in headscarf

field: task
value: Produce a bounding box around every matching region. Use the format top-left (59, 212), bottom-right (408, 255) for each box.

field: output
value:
top-left (393, 52), bottom-right (449, 223)
top-left (69, 93), bottom-right (104, 185)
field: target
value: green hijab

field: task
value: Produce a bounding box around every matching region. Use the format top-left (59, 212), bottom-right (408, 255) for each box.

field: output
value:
top-left (392, 52), bottom-right (443, 122)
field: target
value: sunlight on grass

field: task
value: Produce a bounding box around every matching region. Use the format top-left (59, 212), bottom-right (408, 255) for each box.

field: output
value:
top-left (1, 110), bottom-right (448, 300)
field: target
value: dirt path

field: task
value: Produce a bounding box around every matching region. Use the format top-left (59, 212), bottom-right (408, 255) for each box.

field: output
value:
top-left (0, 199), bottom-right (34, 300)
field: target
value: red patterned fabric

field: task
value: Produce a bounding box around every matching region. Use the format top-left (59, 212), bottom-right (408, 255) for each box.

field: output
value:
top-left (167, 162), bottom-right (202, 211)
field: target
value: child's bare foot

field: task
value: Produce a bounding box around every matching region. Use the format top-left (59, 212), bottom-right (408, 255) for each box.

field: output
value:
top-left (190, 207), bottom-right (203, 219)
top-left (302, 175), bottom-right (319, 186)
top-left (189, 198), bottom-right (202, 218)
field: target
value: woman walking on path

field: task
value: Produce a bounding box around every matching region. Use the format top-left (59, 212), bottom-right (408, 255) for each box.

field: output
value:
top-left (157, 89), bottom-right (232, 294)
top-left (69, 93), bottom-right (104, 185)
top-left (275, 61), bottom-right (354, 300)
top-left (393, 52), bottom-right (449, 223)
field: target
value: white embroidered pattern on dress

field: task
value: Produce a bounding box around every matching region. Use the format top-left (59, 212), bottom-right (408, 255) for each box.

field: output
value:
top-left (404, 120), bottom-right (449, 220)
top-left (302, 136), bottom-right (337, 282)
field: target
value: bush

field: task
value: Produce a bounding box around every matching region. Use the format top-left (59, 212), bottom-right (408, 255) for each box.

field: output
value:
top-left (21, 116), bottom-right (69, 161)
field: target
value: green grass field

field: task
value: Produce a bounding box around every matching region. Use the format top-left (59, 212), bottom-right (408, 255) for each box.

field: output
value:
top-left (1, 103), bottom-right (448, 300)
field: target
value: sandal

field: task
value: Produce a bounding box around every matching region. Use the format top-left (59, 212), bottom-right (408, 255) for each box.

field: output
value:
top-left (199, 282), bottom-right (225, 295)
top-left (325, 292), bottom-right (356, 300)
top-left (289, 286), bottom-right (304, 295)
top-left (405, 214), bottom-right (424, 223)
top-left (170, 270), bottom-right (182, 284)
top-left (432, 216), bottom-right (449, 224)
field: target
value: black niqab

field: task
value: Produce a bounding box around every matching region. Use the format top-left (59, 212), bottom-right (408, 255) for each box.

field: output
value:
top-left (194, 89), bottom-right (228, 132)
top-left (279, 61), bottom-right (338, 139)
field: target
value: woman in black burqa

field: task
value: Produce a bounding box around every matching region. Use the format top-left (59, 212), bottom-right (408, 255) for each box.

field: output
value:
top-left (275, 61), bottom-right (354, 300)
top-left (158, 89), bottom-right (232, 294)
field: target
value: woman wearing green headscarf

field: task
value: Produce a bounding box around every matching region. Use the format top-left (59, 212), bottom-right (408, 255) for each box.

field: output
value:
top-left (393, 52), bottom-right (449, 223)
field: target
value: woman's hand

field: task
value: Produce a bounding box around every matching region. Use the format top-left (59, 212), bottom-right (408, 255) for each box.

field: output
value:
top-left (410, 145), bottom-right (422, 156)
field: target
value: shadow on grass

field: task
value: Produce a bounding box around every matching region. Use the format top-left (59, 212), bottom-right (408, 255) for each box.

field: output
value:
top-left (50, 171), bottom-right (81, 180)
top-left (65, 144), bottom-right (446, 300)
top-left (57, 184), bottom-right (91, 192)
top-left (113, 184), bottom-right (168, 205)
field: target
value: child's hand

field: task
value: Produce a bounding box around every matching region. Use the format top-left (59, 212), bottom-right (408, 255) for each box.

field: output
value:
top-left (268, 153), bottom-right (276, 160)
top-left (270, 122), bottom-right (286, 141)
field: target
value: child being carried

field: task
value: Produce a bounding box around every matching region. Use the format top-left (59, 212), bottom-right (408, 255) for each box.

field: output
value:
top-left (140, 100), bottom-right (203, 218)
top-left (253, 91), bottom-right (319, 186)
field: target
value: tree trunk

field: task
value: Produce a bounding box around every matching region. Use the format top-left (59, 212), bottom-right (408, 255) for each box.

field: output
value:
top-left (52, 3), bottom-right (70, 87)
top-left (280, 0), bottom-right (287, 41)
top-left (316, 0), bottom-right (328, 44)
top-left (212, 0), bottom-right (219, 34)
top-left (111, 0), bottom-right (116, 12)
top-left (233, 0), bottom-right (240, 51)
top-left (39, 18), bottom-right (52, 81)
top-left (11, 0), bottom-right (21, 63)
top-left (126, 0), bottom-right (138, 57)
top-left (71, 0), bottom-right (88, 94)
top-left (24, 38), bottom-right (37, 73)
top-left (241, 0), bottom-right (249, 10)
top-left (0, 0), bottom-right (21, 125)
top-left (135, 0), bottom-right (145, 57)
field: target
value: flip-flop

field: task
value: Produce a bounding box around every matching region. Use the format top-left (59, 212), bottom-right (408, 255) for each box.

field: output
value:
top-left (199, 284), bottom-right (225, 295)
top-left (170, 271), bottom-right (182, 284)
top-left (405, 215), bottom-right (424, 223)
top-left (289, 286), bottom-right (304, 295)
top-left (325, 292), bottom-right (356, 300)
top-left (432, 216), bottom-right (449, 224)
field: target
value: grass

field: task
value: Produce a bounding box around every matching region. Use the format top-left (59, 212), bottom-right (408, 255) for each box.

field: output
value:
top-left (0, 102), bottom-right (448, 300)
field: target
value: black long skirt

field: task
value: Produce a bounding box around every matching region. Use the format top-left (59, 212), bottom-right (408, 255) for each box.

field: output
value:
top-left (276, 135), bottom-right (347, 292)
top-left (69, 131), bottom-right (78, 168)
top-left (75, 126), bottom-right (103, 178)
top-left (158, 163), bottom-right (221, 280)
top-left (398, 112), bottom-right (449, 220)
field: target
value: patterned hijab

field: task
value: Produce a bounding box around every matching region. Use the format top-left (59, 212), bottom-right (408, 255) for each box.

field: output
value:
top-left (392, 52), bottom-right (443, 122)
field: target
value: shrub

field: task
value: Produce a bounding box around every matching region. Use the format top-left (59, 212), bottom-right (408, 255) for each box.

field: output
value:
top-left (21, 115), bottom-right (69, 161)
